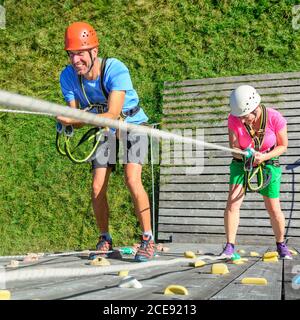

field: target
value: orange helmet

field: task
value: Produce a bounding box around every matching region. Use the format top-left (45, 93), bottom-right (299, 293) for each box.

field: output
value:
top-left (64, 22), bottom-right (99, 51)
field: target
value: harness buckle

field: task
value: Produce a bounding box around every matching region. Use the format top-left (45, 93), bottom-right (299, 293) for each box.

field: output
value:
top-left (65, 125), bottom-right (74, 137)
top-left (56, 122), bottom-right (64, 134)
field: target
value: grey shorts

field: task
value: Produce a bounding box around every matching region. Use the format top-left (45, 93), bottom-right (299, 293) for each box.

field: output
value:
top-left (90, 128), bottom-right (149, 170)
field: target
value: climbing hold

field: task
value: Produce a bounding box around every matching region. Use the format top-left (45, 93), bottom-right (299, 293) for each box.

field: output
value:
top-left (211, 263), bottom-right (229, 275)
top-left (232, 259), bottom-right (244, 265)
top-left (118, 270), bottom-right (129, 277)
top-left (118, 276), bottom-right (143, 289)
top-left (90, 257), bottom-right (110, 266)
top-left (0, 290), bottom-right (11, 300)
top-left (250, 251), bottom-right (260, 257)
top-left (190, 260), bottom-right (206, 268)
top-left (164, 285), bottom-right (189, 295)
top-left (23, 253), bottom-right (39, 263)
top-left (241, 278), bottom-right (268, 285)
top-left (7, 260), bottom-right (19, 268)
top-left (237, 249), bottom-right (246, 255)
top-left (120, 247), bottom-right (135, 255)
top-left (263, 256), bottom-right (278, 263)
top-left (156, 243), bottom-right (163, 251)
top-left (231, 253), bottom-right (241, 261)
top-left (184, 251), bottom-right (196, 259)
top-left (241, 258), bottom-right (249, 262)
top-left (289, 249), bottom-right (298, 256)
top-left (263, 251), bottom-right (278, 259)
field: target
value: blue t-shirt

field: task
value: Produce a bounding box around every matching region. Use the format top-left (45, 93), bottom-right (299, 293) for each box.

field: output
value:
top-left (60, 58), bottom-right (148, 124)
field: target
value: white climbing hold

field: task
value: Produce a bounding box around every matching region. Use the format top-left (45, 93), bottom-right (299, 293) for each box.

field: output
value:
top-left (118, 276), bottom-right (143, 289)
top-left (7, 260), bottom-right (19, 268)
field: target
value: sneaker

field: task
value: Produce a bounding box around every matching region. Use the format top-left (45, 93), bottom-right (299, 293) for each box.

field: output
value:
top-left (96, 235), bottom-right (113, 254)
top-left (220, 243), bottom-right (235, 258)
top-left (277, 242), bottom-right (293, 260)
top-left (134, 235), bottom-right (155, 262)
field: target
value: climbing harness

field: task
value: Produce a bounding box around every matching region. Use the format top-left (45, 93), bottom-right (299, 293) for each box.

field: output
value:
top-left (56, 58), bottom-right (110, 164)
top-left (55, 123), bottom-right (105, 164)
top-left (241, 105), bottom-right (276, 194)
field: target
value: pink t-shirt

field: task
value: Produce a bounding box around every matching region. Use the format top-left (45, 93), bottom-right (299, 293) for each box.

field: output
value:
top-left (228, 107), bottom-right (287, 152)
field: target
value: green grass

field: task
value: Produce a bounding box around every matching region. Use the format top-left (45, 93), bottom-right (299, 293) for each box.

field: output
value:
top-left (1, 0), bottom-right (300, 254)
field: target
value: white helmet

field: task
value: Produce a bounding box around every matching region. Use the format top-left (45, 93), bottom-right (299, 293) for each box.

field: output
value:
top-left (230, 85), bottom-right (261, 117)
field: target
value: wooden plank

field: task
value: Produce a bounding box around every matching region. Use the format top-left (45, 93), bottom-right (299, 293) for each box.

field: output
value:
top-left (164, 72), bottom-right (300, 88)
top-left (158, 224), bottom-right (300, 237)
top-left (164, 79), bottom-right (300, 95)
top-left (159, 200), bottom-right (300, 210)
top-left (283, 248), bottom-right (300, 300)
top-left (160, 132), bottom-right (300, 146)
top-left (161, 113), bottom-right (300, 129)
top-left (156, 233), bottom-right (275, 245)
top-left (158, 192), bottom-right (298, 202)
top-left (159, 208), bottom-right (300, 219)
top-left (210, 260), bottom-right (283, 300)
top-left (163, 108), bottom-right (300, 123)
top-left (161, 148), bottom-right (300, 158)
top-left (159, 182), bottom-right (300, 193)
top-left (160, 154), bottom-right (300, 166)
top-left (158, 216), bottom-right (300, 228)
top-left (159, 164), bottom-right (300, 174)
top-left (163, 86), bottom-right (300, 103)
top-left (160, 173), bottom-right (300, 184)
top-left (163, 115), bottom-right (298, 127)
top-left (163, 102), bottom-right (300, 115)
top-left (163, 93), bottom-right (300, 109)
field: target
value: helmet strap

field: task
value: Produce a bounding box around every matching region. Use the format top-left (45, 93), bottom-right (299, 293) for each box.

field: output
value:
top-left (87, 50), bottom-right (96, 74)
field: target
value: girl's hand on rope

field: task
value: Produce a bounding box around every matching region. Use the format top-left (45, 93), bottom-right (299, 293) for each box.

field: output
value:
top-left (253, 152), bottom-right (266, 166)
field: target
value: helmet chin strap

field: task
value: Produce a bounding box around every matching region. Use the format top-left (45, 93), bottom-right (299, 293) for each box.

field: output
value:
top-left (86, 50), bottom-right (96, 74)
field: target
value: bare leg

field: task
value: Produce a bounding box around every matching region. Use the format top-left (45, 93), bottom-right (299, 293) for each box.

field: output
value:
top-left (263, 196), bottom-right (285, 243)
top-left (224, 184), bottom-right (245, 244)
top-left (124, 163), bottom-right (152, 233)
top-left (91, 167), bottom-right (112, 233)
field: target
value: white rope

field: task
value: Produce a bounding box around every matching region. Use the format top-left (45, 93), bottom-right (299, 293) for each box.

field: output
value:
top-left (4, 255), bottom-right (225, 282)
top-left (0, 90), bottom-right (247, 156)
top-left (0, 109), bottom-right (52, 116)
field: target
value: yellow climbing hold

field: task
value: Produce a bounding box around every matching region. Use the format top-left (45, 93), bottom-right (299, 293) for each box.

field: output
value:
top-left (184, 251), bottom-right (196, 259)
top-left (0, 290), bottom-right (11, 300)
top-left (241, 258), bottom-right (249, 262)
top-left (90, 257), bottom-right (110, 266)
top-left (164, 285), bottom-right (189, 295)
top-left (241, 278), bottom-right (268, 285)
top-left (237, 249), bottom-right (246, 255)
top-left (263, 251), bottom-right (278, 259)
top-left (211, 263), bottom-right (229, 275)
top-left (289, 249), bottom-right (298, 256)
top-left (232, 259), bottom-right (244, 265)
top-left (263, 256), bottom-right (278, 263)
top-left (250, 251), bottom-right (260, 257)
top-left (190, 260), bottom-right (206, 268)
top-left (118, 270), bottom-right (129, 277)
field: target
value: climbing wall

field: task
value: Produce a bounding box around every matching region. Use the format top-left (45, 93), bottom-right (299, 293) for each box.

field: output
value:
top-left (158, 72), bottom-right (300, 245)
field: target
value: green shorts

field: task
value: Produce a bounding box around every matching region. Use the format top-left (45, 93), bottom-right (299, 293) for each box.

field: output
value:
top-left (229, 159), bottom-right (282, 199)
